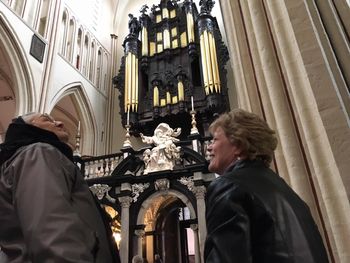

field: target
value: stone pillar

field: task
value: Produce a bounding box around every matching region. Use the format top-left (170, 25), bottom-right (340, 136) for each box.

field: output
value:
top-left (38, 0), bottom-right (63, 112)
top-left (193, 186), bottom-right (206, 263)
top-left (106, 34), bottom-right (118, 152)
top-left (190, 223), bottom-right (201, 263)
top-left (135, 229), bottom-right (145, 257)
top-left (118, 196), bottom-right (133, 263)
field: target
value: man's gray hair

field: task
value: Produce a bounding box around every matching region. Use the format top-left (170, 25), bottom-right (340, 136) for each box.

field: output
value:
top-left (20, 112), bottom-right (40, 124)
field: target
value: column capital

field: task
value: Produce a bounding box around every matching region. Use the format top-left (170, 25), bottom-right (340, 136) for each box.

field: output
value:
top-left (110, 33), bottom-right (118, 39)
top-left (118, 196), bottom-right (133, 208)
top-left (193, 185), bottom-right (206, 199)
top-left (134, 229), bottom-right (145, 237)
top-left (190, 223), bottom-right (198, 231)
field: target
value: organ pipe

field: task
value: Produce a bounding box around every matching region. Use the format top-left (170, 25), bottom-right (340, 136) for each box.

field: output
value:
top-left (131, 53), bottom-right (136, 111)
top-left (135, 57), bottom-right (139, 111)
top-left (186, 12), bottom-right (194, 43)
top-left (124, 52), bottom-right (139, 112)
top-left (163, 28), bottom-right (170, 49)
top-left (199, 30), bottom-right (221, 95)
top-left (200, 34), bottom-right (209, 95)
top-left (141, 27), bottom-right (148, 56)
top-left (178, 80), bottom-right (184, 101)
top-left (209, 32), bottom-right (219, 93)
top-left (211, 32), bottom-right (221, 93)
top-left (166, 91), bottom-right (171, 104)
top-left (153, 86), bottom-right (159, 107)
top-left (203, 30), bottom-right (213, 93)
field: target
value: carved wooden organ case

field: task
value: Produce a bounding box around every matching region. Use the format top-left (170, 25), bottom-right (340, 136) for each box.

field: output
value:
top-left (114, 0), bottom-right (229, 137)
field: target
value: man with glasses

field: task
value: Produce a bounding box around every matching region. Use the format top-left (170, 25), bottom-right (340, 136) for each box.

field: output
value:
top-left (0, 113), bottom-right (120, 263)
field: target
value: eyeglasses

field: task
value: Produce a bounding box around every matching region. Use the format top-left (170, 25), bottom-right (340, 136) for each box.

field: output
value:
top-left (40, 113), bottom-right (56, 123)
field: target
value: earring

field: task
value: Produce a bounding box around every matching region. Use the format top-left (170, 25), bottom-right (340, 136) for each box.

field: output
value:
top-left (237, 156), bottom-right (241, 160)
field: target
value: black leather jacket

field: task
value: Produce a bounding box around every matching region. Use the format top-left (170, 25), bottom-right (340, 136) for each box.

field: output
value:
top-left (204, 159), bottom-right (329, 263)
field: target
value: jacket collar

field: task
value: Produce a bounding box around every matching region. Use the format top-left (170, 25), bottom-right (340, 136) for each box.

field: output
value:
top-left (225, 158), bottom-right (266, 174)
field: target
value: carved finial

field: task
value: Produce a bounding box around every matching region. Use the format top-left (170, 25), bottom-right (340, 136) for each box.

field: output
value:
top-left (199, 0), bottom-right (215, 14)
top-left (171, 0), bottom-right (180, 7)
top-left (140, 4), bottom-right (149, 15)
top-left (151, 4), bottom-right (158, 15)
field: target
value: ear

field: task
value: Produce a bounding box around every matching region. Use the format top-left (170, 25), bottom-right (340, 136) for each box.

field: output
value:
top-left (233, 145), bottom-right (244, 158)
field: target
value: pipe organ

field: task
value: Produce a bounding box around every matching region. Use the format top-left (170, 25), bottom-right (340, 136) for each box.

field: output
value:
top-left (114, 0), bottom-right (229, 137)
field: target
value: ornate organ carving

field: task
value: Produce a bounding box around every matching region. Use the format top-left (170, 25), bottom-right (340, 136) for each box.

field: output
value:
top-left (114, 0), bottom-right (229, 137)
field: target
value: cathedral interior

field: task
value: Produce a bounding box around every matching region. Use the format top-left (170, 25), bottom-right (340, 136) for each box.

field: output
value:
top-left (0, 0), bottom-right (350, 262)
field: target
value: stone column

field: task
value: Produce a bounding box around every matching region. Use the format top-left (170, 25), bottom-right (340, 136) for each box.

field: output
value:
top-left (38, 0), bottom-right (63, 112)
top-left (135, 229), bottom-right (145, 257)
top-left (106, 34), bottom-right (118, 152)
top-left (118, 196), bottom-right (133, 263)
top-left (193, 186), bottom-right (206, 263)
top-left (190, 223), bottom-right (200, 263)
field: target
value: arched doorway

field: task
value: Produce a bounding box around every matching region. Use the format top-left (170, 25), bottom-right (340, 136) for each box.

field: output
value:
top-left (154, 199), bottom-right (195, 263)
top-left (136, 191), bottom-right (198, 263)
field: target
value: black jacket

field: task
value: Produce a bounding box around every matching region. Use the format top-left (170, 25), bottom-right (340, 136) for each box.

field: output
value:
top-left (204, 159), bottom-right (329, 263)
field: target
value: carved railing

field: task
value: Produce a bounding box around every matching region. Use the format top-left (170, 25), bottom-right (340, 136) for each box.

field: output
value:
top-left (75, 152), bottom-right (124, 179)
top-left (75, 136), bottom-right (212, 179)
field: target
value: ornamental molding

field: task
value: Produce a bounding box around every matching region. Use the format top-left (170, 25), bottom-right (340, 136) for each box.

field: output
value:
top-left (90, 184), bottom-right (116, 203)
top-left (131, 183), bottom-right (150, 202)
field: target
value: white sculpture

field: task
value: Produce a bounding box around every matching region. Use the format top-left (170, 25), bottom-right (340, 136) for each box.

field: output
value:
top-left (141, 123), bottom-right (181, 174)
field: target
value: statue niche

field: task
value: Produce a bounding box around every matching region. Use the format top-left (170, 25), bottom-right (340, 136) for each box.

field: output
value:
top-left (141, 123), bottom-right (181, 174)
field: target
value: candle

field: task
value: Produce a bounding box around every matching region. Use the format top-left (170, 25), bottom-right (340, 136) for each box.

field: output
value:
top-left (127, 109), bottom-right (130, 126)
top-left (191, 96), bottom-right (194, 111)
top-left (77, 121), bottom-right (80, 134)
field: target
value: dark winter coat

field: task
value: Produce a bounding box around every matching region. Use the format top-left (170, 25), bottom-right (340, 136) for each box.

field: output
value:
top-left (204, 159), bottom-right (329, 263)
top-left (0, 121), bottom-right (119, 262)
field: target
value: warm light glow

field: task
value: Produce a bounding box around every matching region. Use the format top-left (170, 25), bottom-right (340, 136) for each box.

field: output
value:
top-left (113, 232), bottom-right (121, 247)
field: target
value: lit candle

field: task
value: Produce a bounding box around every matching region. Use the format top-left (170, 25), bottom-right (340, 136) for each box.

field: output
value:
top-left (191, 96), bottom-right (194, 111)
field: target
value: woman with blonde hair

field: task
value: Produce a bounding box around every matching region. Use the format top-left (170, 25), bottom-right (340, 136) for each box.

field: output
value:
top-left (204, 109), bottom-right (329, 263)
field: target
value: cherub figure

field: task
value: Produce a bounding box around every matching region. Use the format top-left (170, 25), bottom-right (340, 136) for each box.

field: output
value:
top-left (141, 123), bottom-right (181, 174)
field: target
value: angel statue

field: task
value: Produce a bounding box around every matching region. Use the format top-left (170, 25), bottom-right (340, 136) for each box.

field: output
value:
top-left (141, 123), bottom-right (181, 174)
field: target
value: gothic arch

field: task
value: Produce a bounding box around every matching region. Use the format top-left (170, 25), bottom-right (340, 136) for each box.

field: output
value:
top-left (0, 12), bottom-right (35, 115)
top-left (49, 83), bottom-right (97, 155)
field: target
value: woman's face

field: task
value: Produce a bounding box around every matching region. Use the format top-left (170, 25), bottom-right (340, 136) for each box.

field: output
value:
top-left (207, 127), bottom-right (241, 175)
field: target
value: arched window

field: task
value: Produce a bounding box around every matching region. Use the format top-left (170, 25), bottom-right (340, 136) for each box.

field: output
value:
top-left (102, 52), bottom-right (109, 92)
top-left (11, 0), bottom-right (26, 17)
top-left (83, 33), bottom-right (90, 76)
top-left (75, 28), bottom-right (83, 70)
top-left (89, 40), bottom-right (96, 82)
top-left (23, 1), bottom-right (38, 28)
top-left (96, 48), bottom-right (102, 88)
top-left (59, 10), bottom-right (68, 56)
top-left (66, 18), bottom-right (76, 62)
top-left (37, 0), bottom-right (49, 37)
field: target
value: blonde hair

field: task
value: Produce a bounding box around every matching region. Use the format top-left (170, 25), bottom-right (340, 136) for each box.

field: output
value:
top-left (209, 109), bottom-right (278, 165)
